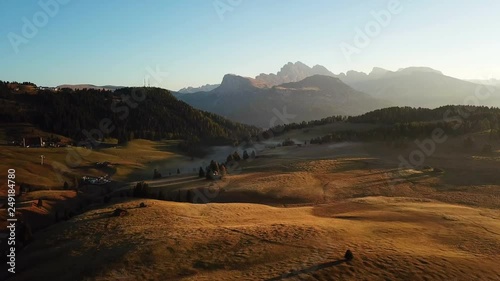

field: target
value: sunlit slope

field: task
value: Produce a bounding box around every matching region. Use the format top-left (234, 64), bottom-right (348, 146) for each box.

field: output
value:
top-left (11, 197), bottom-right (500, 281)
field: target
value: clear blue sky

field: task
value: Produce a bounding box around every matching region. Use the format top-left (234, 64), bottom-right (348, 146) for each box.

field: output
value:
top-left (1, 0), bottom-right (499, 90)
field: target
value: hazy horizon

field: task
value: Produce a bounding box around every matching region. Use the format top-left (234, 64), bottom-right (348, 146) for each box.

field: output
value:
top-left (1, 0), bottom-right (499, 90)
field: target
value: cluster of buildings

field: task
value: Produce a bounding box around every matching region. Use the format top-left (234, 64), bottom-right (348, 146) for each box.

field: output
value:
top-left (37, 86), bottom-right (58, 91)
top-left (81, 175), bottom-right (111, 185)
top-left (13, 137), bottom-right (67, 148)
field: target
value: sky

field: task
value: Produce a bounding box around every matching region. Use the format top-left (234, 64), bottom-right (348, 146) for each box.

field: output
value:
top-left (1, 0), bottom-right (499, 90)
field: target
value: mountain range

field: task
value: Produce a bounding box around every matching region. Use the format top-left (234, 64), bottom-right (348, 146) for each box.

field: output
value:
top-left (339, 67), bottom-right (500, 108)
top-left (255, 61), bottom-right (335, 87)
top-left (176, 74), bottom-right (389, 128)
top-left (178, 84), bottom-right (220, 94)
top-left (52, 62), bottom-right (500, 128)
top-left (175, 62), bottom-right (500, 127)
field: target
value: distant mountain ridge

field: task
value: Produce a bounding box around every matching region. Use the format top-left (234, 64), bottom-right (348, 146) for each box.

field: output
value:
top-left (216, 74), bottom-right (268, 93)
top-left (176, 74), bottom-right (389, 127)
top-left (467, 79), bottom-right (500, 87)
top-left (178, 84), bottom-right (220, 94)
top-left (176, 62), bottom-right (500, 127)
top-left (57, 84), bottom-right (124, 91)
top-left (178, 62), bottom-right (460, 96)
top-left (335, 66), bottom-right (444, 84)
top-left (176, 61), bottom-right (337, 93)
top-left (255, 61), bottom-right (336, 87)
top-left (344, 68), bottom-right (500, 108)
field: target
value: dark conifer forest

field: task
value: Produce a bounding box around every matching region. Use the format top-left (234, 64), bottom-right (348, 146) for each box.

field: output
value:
top-left (0, 81), bottom-right (260, 146)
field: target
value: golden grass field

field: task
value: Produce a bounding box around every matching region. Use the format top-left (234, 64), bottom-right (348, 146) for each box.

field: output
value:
top-left (7, 136), bottom-right (500, 281)
top-left (0, 138), bottom-right (189, 232)
top-left (10, 197), bottom-right (500, 281)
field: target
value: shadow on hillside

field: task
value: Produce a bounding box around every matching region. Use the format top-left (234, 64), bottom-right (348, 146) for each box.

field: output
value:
top-left (13, 238), bottom-right (141, 281)
top-left (74, 163), bottom-right (117, 176)
top-left (265, 259), bottom-right (347, 280)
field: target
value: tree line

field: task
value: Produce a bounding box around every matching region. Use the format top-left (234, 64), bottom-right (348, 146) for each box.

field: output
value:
top-left (309, 106), bottom-right (500, 145)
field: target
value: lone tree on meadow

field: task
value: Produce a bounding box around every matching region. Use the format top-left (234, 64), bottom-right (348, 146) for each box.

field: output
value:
top-left (63, 181), bottom-right (69, 190)
top-left (344, 250), bottom-right (354, 261)
top-left (177, 168), bottom-right (181, 175)
top-left (242, 150), bottom-right (249, 160)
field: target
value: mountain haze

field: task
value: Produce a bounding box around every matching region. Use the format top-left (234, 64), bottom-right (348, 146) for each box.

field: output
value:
top-left (468, 79), bottom-right (500, 87)
top-left (176, 74), bottom-right (389, 128)
top-left (345, 68), bottom-right (500, 108)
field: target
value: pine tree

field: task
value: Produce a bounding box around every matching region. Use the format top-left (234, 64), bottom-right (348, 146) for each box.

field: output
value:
top-left (243, 150), bottom-right (249, 160)
top-left (199, 167), bottom-right (205, 178)
top-left (226, 154), bottom-right (234, 163)
top-left (232, 151), bottom-right (241, 161)
top-left (209, 160), bottom-right (221, 174)
top-left (220, 164), bottom-right (227, 176)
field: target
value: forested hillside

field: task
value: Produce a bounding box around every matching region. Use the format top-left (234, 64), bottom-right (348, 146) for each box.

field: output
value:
top-left (349, 106), bottom-right (500, 126)
top-left (263, 105), bottom-right (500, 145)
top-left (0, 81), bottom-right (260, 145)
